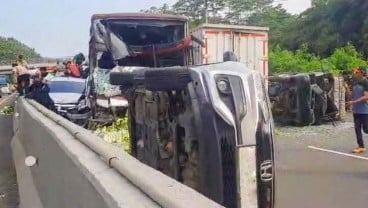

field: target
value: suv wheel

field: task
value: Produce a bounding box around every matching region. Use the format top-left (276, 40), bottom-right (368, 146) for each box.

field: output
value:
top-left (110, 72), bottom-right (135, 86)
top-left (144, 68), bottom-right (191, 91)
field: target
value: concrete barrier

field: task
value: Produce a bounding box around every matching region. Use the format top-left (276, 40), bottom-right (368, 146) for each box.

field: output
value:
top-left (11, 98), bottom-right (223, 208)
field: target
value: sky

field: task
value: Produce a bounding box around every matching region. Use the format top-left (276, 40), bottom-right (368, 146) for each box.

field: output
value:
top-left (0, 0), bottom-right (311, 58)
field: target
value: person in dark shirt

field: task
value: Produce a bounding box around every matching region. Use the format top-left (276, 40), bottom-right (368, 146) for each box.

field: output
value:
top-left (26, 79), bottom-right (54, 110)
top-left (347, 67), bottom-right (368, 153)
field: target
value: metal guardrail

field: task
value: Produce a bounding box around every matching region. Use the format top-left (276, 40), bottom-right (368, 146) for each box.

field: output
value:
top-left (20, 98), bottom-right (223, 208)
top-left (0, 63), bottom-right (58, 75)
top-left (0, 57), bottom-right (64, 65)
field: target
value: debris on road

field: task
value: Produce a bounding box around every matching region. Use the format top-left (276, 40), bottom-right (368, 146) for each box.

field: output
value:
top-left (276, 120), bottom-right (354, 137)
top-left (0, 106), bottom-right (14, 115)
top-left (93, 117), bottom-right (131, 154)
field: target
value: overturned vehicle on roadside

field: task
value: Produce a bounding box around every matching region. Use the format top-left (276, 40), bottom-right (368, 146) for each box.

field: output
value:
top-left (268, 72), bottom-right (338, 126)
top-left (87, 13), bottom-right (275, 208)
top-left (110, 62), bottom-right (275, 208)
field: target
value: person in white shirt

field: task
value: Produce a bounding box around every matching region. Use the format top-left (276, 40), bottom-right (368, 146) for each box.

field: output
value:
top-left (13, 63), bottom-right (30, 95)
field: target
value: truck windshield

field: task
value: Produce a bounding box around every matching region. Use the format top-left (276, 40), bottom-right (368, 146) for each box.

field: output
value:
top-left (107, 20), bottom-right (185, 46)
top-left (49, 81), bottom-right (85, 94)
top-left (92, 19), bottom-right (189, 68)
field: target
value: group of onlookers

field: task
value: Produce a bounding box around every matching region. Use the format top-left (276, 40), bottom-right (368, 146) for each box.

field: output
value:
top-left (12, 53), bottom-right (86, 96)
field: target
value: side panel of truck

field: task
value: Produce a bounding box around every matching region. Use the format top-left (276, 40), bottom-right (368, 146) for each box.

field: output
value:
top-left (192, 25), bottom-right (269, 77)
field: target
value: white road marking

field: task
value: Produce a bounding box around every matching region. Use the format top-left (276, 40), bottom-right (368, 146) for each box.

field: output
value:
top-left (308, 146), bottom-right (368, 161)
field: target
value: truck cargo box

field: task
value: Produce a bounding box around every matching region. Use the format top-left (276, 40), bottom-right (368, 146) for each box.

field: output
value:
top-left (191, 24), bottom-right (269, 77)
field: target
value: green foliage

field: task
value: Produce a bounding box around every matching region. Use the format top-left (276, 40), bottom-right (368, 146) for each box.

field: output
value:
top-left (144, 0), bottom-right (277, 26)
top-left (247, 5), bottom-right (297, 46)
top-left (327, 43), bottom-right (367, 71)
top-left (0, 37), bottom-right (40, 64)
top-left (278, 0), bottom-right (368, 57)
top-left (140, 3), bottom-right (174, 14)
top-left (226, 0), bottom-right (273, 24)
top-left (94, 117), bottom-right (131, 154)
top-left (0, 106), bottom-right (14, 115)
top-left (270, 44), bottom-right (367, 75)
top-left (270, 45), bottom-right (323, 74)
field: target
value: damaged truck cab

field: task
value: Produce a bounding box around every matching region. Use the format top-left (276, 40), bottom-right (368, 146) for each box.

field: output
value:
top-left (88, 13), bottom-right (275, 208)
top-left (87, 13), bottom-right (195, 119)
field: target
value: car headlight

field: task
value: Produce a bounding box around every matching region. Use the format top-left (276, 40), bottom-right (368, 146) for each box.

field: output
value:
top-left (216, 78), bottom-right (231, 94)
top-left (78, 99), bottom-right (87, 110)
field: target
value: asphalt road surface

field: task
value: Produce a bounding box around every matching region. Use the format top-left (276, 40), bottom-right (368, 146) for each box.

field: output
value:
top-left (0, 115), bottom-right (18, 208)
top-left (275, 116), bottom-right (368, 208)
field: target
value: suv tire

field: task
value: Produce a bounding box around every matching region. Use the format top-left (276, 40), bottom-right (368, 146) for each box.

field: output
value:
top-left (144, 68), bottom-right (191, 91)
top-left (110, 72), bottom-right (135, 86)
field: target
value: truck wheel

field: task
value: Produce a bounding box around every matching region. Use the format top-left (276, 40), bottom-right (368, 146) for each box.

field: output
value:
top-left (110, 72), bottom-right (135, 86)
top-left (144, 68), bottom-right (191, 91)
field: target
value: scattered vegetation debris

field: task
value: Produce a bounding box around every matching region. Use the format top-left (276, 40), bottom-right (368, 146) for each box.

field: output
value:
top-left (93, 117), bottom-right (131, 154)
top-left (0, 106), bottom-right (14, 115)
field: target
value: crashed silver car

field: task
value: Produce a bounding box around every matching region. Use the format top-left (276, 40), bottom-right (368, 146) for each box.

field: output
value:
top-left (0, 75), bottom-right (11, 98)
top-left (49, 77), bottom-right (91, 126)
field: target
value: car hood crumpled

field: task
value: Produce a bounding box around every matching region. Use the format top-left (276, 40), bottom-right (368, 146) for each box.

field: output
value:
top-left (49, 93), bottom-right (82, 104)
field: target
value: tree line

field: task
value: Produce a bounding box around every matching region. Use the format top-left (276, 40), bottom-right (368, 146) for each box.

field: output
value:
top-left (0, 36), bottom-right (40, 65)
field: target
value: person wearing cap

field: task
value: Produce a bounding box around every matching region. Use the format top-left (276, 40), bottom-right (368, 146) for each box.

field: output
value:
top-left (348, 67), bottom-right (368, 153)
top-left (73, 52), bottom-right (85, 66)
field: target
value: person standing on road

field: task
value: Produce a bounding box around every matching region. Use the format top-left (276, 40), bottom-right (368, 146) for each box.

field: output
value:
top-left (17, 55), bottom-right (29, 68)
top-left (348, 67), bottom-right (368, 153)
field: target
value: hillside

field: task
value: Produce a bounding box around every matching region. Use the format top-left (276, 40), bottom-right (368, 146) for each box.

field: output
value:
top-left (0, 36), bottom-right (40, 65)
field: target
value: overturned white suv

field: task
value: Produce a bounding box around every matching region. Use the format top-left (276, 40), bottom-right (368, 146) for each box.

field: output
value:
top-left (110, 61), bottom-right (275, 208)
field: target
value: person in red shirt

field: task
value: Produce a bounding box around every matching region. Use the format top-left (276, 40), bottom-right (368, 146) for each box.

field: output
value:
top-left (65, 61), bottom-right (81, 78)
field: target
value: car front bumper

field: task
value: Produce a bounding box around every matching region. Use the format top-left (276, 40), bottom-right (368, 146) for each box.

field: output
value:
top-left (55, 104), bottom-right (91, 121)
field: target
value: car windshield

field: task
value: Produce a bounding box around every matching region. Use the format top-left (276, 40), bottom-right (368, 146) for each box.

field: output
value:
top-left (0, 76), bottom-right (7, 85)
top-left (49, 81), bottom-right (85, 93)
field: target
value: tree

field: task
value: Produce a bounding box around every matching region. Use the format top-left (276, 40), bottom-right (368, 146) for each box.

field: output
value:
top-left (247, 4), bottom-right (296, 45)
top-left (312, 0), bottom-right (330, 7)
top-left (172, 0), bottom-right (228, 27)
top-left (0, 36), bottom-right (40, 65)
top-left (225, 0), bottom-right (274, 24)
top-left (278, 0), bottom-right (368, 58)
top-left (141, 3), bottom-right (173, 14)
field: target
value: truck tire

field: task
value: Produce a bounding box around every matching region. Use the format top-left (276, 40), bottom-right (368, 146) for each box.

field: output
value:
top-left (110, 72), bottom-right (135, 86)
top-left (144, 68), bottom-right (191, 91)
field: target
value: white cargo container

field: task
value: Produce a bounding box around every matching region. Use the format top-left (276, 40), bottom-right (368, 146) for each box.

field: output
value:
top-left (191, 24), bottom-right (269, 77)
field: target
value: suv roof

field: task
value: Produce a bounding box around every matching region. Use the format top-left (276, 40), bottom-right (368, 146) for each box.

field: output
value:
top-left (51, 77), bottom-right (85, 83)
top-left (91, 13), bottom-right (188, 22)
